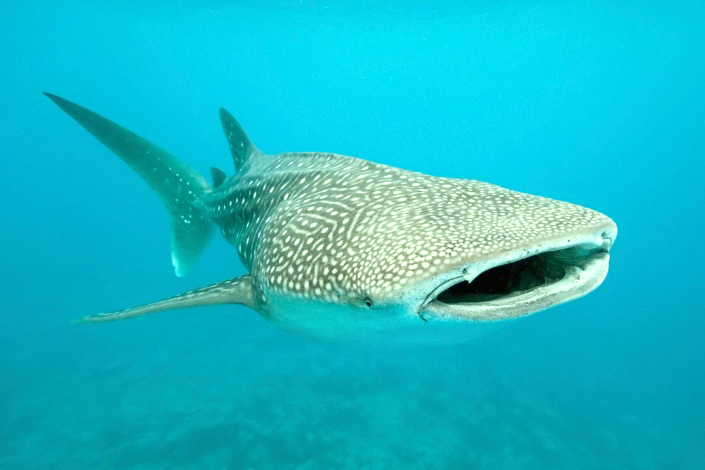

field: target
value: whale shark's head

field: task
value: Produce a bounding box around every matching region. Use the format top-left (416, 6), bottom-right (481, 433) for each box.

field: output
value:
top-left (253, 163), bottom-right (617, 342)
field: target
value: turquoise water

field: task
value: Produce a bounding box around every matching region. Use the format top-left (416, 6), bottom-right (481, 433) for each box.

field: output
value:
top-left (1, 1), bottom-right (704, 468)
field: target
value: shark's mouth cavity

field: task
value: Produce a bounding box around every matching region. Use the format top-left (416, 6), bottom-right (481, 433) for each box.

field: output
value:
top-left (437, 249), bottom-right (574, 304)
top-left (424, 242), bottom-right (611, 321)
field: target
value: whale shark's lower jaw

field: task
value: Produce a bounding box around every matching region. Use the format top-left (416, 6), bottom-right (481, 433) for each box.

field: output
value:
top-left (421, 230), bottom-right (615, 322)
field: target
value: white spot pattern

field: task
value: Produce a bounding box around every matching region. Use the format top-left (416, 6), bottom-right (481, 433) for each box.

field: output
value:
top-left (197, 152), bottom-right (611, 308)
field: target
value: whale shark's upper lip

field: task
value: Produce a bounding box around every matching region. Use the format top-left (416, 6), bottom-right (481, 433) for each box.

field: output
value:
top-left (420, 229), bottom-right (615, 321)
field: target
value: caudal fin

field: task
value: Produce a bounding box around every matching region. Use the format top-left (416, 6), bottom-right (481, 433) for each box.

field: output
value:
top-left (44, 93), bottom-right (212, 276)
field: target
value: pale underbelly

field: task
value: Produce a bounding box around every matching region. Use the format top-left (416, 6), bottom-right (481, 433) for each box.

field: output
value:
top-left (262, 295), bottom-right (518, 346)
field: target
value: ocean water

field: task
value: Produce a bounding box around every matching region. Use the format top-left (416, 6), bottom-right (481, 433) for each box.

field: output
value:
top-left (1, 1), bottom-right (704, 468)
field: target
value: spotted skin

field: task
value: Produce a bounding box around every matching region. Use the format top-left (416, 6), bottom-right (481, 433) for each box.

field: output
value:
top-left (46, 94), bottom-right (617, 344)
top-left (199, 151), bottom-right (611, 315)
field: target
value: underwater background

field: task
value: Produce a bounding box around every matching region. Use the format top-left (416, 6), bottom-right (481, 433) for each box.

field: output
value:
top-left (1, 1), bottom-right (704, 468)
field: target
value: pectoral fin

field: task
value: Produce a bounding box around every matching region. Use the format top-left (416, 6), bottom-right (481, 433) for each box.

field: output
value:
top-left (75, 275), bottom-right (254, 323)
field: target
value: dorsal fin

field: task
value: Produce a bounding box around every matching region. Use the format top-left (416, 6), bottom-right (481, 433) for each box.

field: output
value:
top-left (219, 107), bottom-right (259, 173)
top-left (210, 166), bottom-right (227, 188)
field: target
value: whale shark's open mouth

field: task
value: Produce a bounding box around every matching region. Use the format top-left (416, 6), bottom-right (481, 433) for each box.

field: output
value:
top-left (422, 241), bottom-right (612, 321)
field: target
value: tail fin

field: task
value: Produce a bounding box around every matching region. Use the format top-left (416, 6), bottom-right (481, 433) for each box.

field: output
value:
top-left (44, 93), bottom-right (212, 277)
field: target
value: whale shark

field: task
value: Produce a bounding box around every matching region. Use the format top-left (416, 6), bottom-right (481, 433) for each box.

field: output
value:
top-left (45, 93), bottom-right (617, 344)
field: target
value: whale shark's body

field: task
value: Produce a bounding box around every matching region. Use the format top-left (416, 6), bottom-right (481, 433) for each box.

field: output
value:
top-left (46, 93), bottom-right (617, 344)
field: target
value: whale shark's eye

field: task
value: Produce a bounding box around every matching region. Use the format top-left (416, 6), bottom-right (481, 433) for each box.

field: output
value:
top-left (364, 297), bottom-right (373, 308)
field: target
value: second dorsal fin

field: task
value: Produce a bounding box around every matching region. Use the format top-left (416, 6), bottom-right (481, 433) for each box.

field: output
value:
top-left (210, 167), bottom-right (227, 188)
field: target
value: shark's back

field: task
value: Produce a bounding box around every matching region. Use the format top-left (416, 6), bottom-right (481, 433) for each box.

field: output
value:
top-left (199, 151), bottom-right (377, 266)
